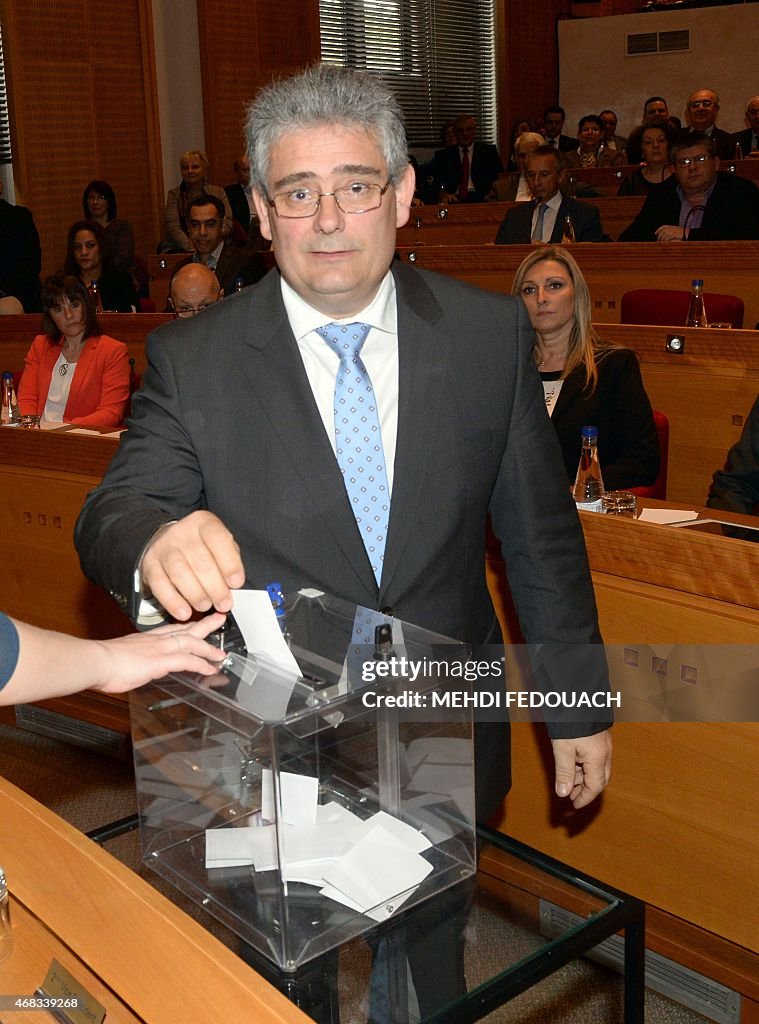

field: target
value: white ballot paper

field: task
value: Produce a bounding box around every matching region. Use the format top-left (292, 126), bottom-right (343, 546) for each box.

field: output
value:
top-left (638, 508), bottom-right (698, 525)
top-left (261, 768), bottom-right (319, 825)
top-left (231, 589), bottom-right (301, 677)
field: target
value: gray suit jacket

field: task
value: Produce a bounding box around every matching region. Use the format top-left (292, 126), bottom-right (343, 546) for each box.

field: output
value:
top-left (75, 263), bottom-right (608, 817)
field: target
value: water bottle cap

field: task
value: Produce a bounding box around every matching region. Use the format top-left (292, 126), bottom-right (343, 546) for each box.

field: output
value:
top-left (691, 279), bottom-right (704, 287)
top-left (1, 371), bottom-right (12, 380)
top-left (581, 425), bottom-right (599, 438)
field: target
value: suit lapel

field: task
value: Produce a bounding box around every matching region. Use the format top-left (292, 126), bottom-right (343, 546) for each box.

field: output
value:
top-left (379, 265), bottom-right (447, 597)
top-left (238, 276), bottom-right (379, 597)
top-left (551, 364), bottom-right (584, 420)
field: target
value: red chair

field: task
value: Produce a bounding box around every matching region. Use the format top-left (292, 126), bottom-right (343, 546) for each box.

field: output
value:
top-left (138, 298), bottom-right (156, 313)
top-left (629, 410), bottom-right (669, 500)
top-left (620, 289), bottom-right (744, 329)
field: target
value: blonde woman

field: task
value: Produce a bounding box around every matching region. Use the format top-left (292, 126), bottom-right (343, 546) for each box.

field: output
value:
top-left (163, 150), bottom-right (234, 252)
top-left (512, 245), bottom-right (659, 489)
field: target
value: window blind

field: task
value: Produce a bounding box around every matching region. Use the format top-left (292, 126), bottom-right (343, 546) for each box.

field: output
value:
top-left (0, 24), bottom-right (11, 165)
top-left (319, 0), bottom-right (498, 148)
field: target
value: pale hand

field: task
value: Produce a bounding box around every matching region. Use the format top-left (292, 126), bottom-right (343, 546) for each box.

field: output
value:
top-left (141, 511), bottom-right (245, 620)
top-left (95, 614), bottom-right (228, 692)
top-left (654, 224), bottom-right (685, 242)
top-left (551, 730), bottom-right (612, 808)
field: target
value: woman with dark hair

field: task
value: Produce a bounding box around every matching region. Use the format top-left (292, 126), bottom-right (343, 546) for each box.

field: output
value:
top-left (512, 246), bottom-right (659, 490)
top-left (617, 123), bottom-right (674, 196)
top-left (17, 275), bottom-right (129, 429)
top-left (82, 179), bottom-right (136, 279)
top-left (563, 115), bottom-right (626, 169)
top-left (64, 220), bottom-right (137, 312)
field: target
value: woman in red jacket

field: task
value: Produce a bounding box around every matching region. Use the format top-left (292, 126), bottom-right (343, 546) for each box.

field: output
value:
top-left (17, 275), bottom-right (129, 429)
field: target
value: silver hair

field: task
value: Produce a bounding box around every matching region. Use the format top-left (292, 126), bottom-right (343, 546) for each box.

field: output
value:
top-left (245, 63), bottom-right (409, 193)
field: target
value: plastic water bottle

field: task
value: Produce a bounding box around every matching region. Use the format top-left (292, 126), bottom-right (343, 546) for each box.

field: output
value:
top-left (561, 215), bottom-right (576, 244)
top-left (89, 279), bottom-right (103, 313)
top-left (685, 279), bottom-right (707, 328)
top-left (1, 372), bottom-right (19, 425)
top-left (234, 276), bottom-right (244, 293)
top-left (572, 426), bottom-right (605, 512)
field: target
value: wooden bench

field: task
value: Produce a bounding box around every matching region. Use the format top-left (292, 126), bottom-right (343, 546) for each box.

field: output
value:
top-left (396, 241), bottom-right (759, 329)
top-left (397, 196), bottom-right (645, 246)
top-left (0, 313), bottom-right (172, 379)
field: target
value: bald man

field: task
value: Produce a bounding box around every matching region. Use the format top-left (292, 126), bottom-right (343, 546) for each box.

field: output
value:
top-left (168, 263), bottom-right (222, 318)
top-left (734, 95), bottom-right (759, 158)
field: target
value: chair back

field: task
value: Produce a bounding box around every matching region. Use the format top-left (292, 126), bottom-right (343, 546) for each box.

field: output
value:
top-left (620, 289), bottom-right (744, 329)
top-left (629, 409), bottom-right (669, 500)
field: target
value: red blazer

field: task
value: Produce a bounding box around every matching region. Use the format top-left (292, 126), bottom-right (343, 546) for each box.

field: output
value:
top-left (18, 334), bottom-right (130, 429)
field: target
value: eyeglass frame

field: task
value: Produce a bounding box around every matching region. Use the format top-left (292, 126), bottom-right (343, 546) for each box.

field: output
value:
top-left (168, 294), bottom-right (221, 317)
top-left (688, 99), bottom-right (715, 109)
top-left (266, 180), bottom-right (393, 219)
top-left (675, 153), bottom-right (714, 168)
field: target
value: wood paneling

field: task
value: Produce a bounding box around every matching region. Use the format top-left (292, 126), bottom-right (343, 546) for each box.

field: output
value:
top-left (1, 0), bottom-right (164, 275)
top-left (196, 0), bottom-right (321, 189)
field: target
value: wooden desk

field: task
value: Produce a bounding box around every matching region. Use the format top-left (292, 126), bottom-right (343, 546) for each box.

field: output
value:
top-left (487, 502), bottom-right (759, 986)
top-left (0, 777), bottom-right (309, 1024)
top-left (396, 196), bottom-right (645, 246)
top-left (592, 323), bottom-right (759, 505)
top-left (397, 241), bottom-right (759, 329)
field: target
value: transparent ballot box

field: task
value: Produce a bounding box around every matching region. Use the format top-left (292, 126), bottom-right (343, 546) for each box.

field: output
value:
top-left (130, 591), bottom-right (477, 972)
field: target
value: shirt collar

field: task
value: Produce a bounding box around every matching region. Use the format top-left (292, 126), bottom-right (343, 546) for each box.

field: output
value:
top-left (280, 270), bottom-right (397, 341)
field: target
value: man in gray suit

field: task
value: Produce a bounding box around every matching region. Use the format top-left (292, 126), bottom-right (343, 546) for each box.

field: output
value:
top-left (76, 65), bottom-right (611, 822)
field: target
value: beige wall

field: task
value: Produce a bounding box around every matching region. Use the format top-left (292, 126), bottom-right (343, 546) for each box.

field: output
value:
top-left (558, 4), bottom-right (758, 139)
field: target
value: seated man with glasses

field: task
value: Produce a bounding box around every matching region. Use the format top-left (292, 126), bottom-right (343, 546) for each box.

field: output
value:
top-left (167, 263), bottom-right (222, 318)
top-left (619, 131), bottom-right (759, 241)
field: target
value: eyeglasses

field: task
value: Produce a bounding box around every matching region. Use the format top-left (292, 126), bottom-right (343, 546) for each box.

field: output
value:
top-left (89, 193), bottom-right (107, 201)
top-left (170, 300), bottom-right (218, 318)
top-left (689, 99), bottom-right (715, 109)
top-left (267, 181), bottom-right (392, 219)
top-left (675, 154), bottom-right (713, 168)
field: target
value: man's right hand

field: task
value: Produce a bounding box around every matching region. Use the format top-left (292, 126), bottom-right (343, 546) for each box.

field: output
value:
top-left (141, 511), bottom-right (245, 620)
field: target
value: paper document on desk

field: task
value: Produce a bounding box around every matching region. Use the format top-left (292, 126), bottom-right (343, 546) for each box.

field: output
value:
top-left (638, 509), bottom-right (698, 525)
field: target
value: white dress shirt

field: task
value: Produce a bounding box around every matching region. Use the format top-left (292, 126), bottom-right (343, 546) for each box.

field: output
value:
top-left (281, 271), bottom-right (399, 491)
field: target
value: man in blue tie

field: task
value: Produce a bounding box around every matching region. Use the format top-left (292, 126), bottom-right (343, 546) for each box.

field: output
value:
top-left (76, 63), bottom-right (610, 830)
top-left (76, 60), bottom-right (611, 1020)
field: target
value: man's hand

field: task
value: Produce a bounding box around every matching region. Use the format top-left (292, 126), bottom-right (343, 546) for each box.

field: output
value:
top-left (655, 224), bottom-right (685, 242)
top-left (551, 730), bottom-right (612, 808)
top-left (141, 511), bottom-right (245, 620)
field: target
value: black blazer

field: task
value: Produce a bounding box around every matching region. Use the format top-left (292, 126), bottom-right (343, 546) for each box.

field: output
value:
top-left (75, 263), bottom-right (610, 820)
top-left (432, 142), bottom-right (504, 200)
top-left (733, 128), bottom-right (759, 157)
top-left (213, 242), bottom-right (267, 295)
top-left (548, 348), bottom-right (660, 491)
top-left (708, 393), bottom-right (759, 514)
top-left (224, 182), bottom-right (251, 232)
top-left (494, 197), bottom-right (604, 244)
top-left (96, 268), bottom-right (139, 313)
top-left (618, 172), bottom-right (759, 241)
top-left (0, 198), bottom-right (41, 311)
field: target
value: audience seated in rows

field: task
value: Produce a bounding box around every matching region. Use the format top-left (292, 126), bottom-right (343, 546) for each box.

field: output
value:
top-left (506, 117), bottom-right (536, 171)
top-left (619, 132), bottom-right (759, 241)
top-left (185, 193), bottom-right (266, 295)
top-left (162, 150), bottom-right (233, 253)
top-left (512, 246), bottom-right (659, 491)
top-left (17, 275), bottom-right (129, 430)
top-left (0, 179), bottom-right (41, 312)
top-left (685, 89), bottom-right (735, 160)
top-left (64, 221), bottom-right (138, 312)
top-left (167, 263), bottom-right (222, 318)
top-left (495, 147), bottom-right (605, 244)
top-left (624, 97), bottom-right (675, 166)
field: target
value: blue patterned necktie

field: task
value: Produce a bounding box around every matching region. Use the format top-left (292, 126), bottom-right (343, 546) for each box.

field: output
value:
top-left (532, 202), bottom-right (548, 243)
top-left (316, 322), bottom-right (390, 585)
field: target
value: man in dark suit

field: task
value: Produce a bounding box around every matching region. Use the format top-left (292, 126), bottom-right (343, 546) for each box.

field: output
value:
top-left (0, 181), bottom-right (42, 312)
top-left (542, 105), bottom-right (578, 154)
top-left (494, 146), bottom-right (605, 244)
top-left (224, 155), bottom-right (254, 232)
top-left (76, 64), bottom-right (610, 823)
top-left (619, 132), bottom-right (759, 241)
top-left (733, 95), bottom-right (759, 158)
top-left (685, 89), bottom-right (735, 160)
top-left (432, 113), bottom-right (504, 201)
top-left (186, 193), bottom-right (266, 294)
